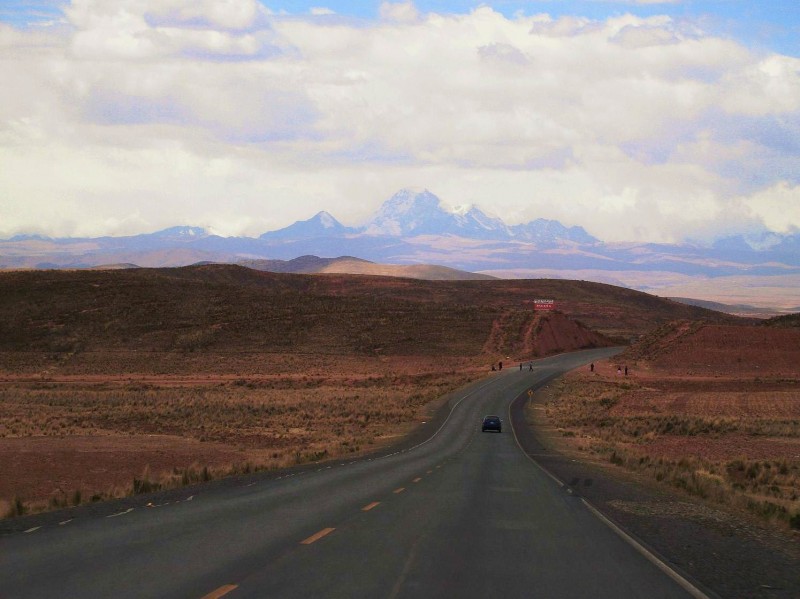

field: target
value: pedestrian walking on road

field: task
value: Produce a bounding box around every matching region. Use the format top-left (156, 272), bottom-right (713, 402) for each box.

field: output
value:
top-left (590, 363), bottom-right (594, 372)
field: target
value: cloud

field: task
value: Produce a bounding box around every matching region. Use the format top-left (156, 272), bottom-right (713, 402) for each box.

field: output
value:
top-left (741, 182), bottom-right (800, 234)
top-left (379, 1), bottom-right (420, 23)
top-left (0, 1), bottom-right (799, 243)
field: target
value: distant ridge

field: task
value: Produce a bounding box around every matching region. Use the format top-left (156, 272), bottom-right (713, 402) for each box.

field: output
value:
top-left (667, 297), bottom-right (780, 318)
top-left (88, 263), bottom-right (140, 270)
top-left (0, 264), bottom-right (748, 358)
top-left (238, 255), bottom-right (495, 281)
top-left (2, 188), bottom-right (798, 311)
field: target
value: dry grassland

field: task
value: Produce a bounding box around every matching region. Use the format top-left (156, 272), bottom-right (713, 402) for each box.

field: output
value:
top-left (537, 359), bottom-right (800, 531)
top-left (0, 355), bottom-right (483, 517)
top-left (0, 267), bottom-right (747, 519)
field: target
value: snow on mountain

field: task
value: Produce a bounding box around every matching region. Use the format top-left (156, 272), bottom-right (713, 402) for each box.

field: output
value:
top-left (363, 189), bottom-right (453, 236)
top-left (510, 219), bottom-right (597, 245)
top-left (260, 211), bottom-right (354, 240)
top-left (148, 226), bottom-right (209, 239)
top-left (362, 189), bottom-right (592, 242)
top-left (363, 189), bottom-right (511, 239)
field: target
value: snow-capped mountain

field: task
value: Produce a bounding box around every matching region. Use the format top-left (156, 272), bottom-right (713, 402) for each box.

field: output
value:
top-left (148, 226), bottom-right (209, 239)
top-left (260, 211), bottom-right (354, 240)
top-left (362, 188), bottom-right (594, 243)
top-left (510, 219), bottom-right (597, 245)
top-left (1, 189), bottom-right (797, 297)
top-left (363, 189), bottom-right (461, 237)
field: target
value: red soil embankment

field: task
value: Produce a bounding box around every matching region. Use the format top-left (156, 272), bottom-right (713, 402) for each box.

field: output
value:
top-left (483, 310), bottom-right (613, 359)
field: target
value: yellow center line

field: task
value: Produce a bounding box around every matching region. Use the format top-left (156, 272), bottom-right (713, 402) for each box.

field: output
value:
top-left (393, 487), bottom-right (405, 494)
top-left (301, 527), bottom-right (336, 545)
top-left (412, 477), bottom-right (422, 483)
top-left (200, 584), bottom-right (238, 599)
top-left (362, 501), bottom-right (381, 511)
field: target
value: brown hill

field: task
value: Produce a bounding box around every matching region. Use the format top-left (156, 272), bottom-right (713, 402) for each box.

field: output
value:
top-left (0, 265), bottom-right (747, 362)
top-left (623, 320), bottom-right (800, 377)
top-left (238, 255), bottom-right (495, 280)
top-left (762, 313), bottom-right (800, 328)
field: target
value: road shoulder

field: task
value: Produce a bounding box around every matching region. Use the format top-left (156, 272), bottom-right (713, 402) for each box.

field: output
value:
top-left (511, 381), bottom-right (800, 599)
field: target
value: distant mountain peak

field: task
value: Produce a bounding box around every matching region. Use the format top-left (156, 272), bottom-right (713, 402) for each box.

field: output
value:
top-left (153, 226), bottom-right (209, 239)
top-left (316, 211), bottom-right (339, 229)
top-left (260, 210), bottom-right (353, 240)
top-left (381, 188), bottom-right (441, 212)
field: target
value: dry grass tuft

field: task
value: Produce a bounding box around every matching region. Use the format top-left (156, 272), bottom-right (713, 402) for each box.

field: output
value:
top-left (538, 360), bottom-right (800, 530)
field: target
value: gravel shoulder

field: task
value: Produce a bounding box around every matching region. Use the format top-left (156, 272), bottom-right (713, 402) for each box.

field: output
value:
top-left (511, 381), bottom-right (800, 599)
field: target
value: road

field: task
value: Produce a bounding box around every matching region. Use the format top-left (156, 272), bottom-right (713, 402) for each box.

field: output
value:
top-left (0, 348), bottom-right (700, 598)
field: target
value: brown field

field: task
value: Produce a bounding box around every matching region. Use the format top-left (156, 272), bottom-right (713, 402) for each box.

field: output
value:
top-left (536, 322), bottom-right (800, 530)
top-left (0, 265), bottom-right (773, 519)
top-left (0, 355), bottom-right (483, 515)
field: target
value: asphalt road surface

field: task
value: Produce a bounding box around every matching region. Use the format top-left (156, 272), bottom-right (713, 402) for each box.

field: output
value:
top-left (0, 348), bottom-right (701, 598)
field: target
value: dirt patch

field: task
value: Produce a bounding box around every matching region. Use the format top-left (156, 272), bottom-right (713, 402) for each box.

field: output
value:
top-left (644, 435), bottom-right (800, 462)
top-left (627, 322), bottom-right (800, 377)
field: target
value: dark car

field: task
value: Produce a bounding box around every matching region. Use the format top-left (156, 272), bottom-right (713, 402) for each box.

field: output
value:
top-left (481, 415), bottom-right (502, 433)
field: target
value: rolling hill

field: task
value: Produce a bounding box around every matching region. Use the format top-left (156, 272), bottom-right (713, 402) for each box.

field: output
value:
top-left (237, 255), bottom-right (495, 280)
top-left (0, 265), bottom-right (749, 366)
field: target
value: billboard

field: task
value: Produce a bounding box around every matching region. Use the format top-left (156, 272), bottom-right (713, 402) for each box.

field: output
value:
top-left (533, 299), bottom-right (555, 311)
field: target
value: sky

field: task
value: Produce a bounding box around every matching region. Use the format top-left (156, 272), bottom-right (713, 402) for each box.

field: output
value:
top-left (1, 1), bottom-right (799, 243)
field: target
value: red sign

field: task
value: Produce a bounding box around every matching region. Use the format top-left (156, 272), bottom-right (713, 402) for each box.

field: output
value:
top-left (533, 299), bottom-right (555, 311)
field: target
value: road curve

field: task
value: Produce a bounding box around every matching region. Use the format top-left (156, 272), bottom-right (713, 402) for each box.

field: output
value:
top-left (0, 348), bottom-right (697, 598)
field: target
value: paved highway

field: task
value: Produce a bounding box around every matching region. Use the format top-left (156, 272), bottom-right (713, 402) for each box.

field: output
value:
top-left (0, 348), bottom-right (700, 598)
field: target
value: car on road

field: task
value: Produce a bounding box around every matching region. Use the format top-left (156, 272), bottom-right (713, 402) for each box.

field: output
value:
top-left (481, 415), bottom-right (502, 433)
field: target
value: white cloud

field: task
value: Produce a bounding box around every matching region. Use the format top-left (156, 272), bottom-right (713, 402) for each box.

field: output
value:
top-left (741, 182), bottom-right (800, 234)
top-left (379, 1), bottom-right (420, 23)
top-left (0, 1), bottom-right (799, 243)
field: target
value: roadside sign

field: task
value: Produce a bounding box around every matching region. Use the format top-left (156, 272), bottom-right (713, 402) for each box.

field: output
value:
top-left (533, 299), bottom-right (555, 311)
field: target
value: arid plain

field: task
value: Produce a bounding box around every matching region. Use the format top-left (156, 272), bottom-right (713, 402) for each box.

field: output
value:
top-left (2, 264), bottom-right (797, 536)
top-left (535, 317), bottom-right (800, 531)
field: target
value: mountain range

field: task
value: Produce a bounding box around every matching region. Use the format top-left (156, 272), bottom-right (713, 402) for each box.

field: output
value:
top-left (2, 189), bottom-right (799, 310)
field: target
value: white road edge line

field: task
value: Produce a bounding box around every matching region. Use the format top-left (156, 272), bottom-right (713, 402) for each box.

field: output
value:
top-left (106, 508), bottom-right (134, 518)
top-left (581, 499), bottom-right (710, 599)
top-left (508, 365), bottom-right (710, 599)
top-left (23, 526), bottom-right (41, 533)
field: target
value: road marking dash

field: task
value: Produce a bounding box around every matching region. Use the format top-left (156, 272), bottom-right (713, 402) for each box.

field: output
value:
top-left (426, 470), bottom-right (433, 474)
top-left (200, 584), bottom-right (239, 599)
top-left (106, 508), bottom-right (134, 518)
top-left (59, 519), bottom-right (73, 526)
top-left (24, 526), bottom-right (40, 534)
top-left (362, 502), bottom-right (380, 512)
top-left (301, 527), bottom-right (335, 545)
top-left (412, 477), bottom-right (422, 483)
top-left (393, 487), bottom-right (405, 494)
